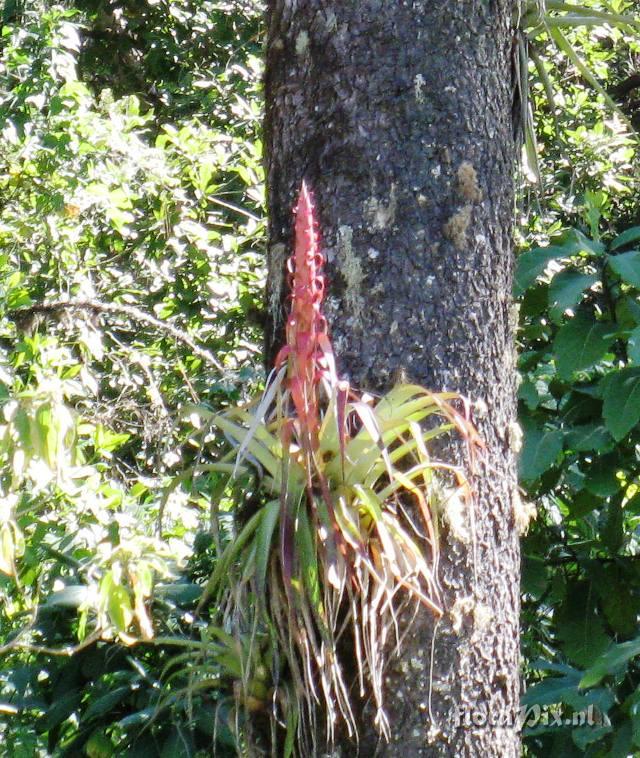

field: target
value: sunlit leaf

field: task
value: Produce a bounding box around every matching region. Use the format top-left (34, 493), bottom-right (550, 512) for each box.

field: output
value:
top-left (514, 245), bottom-right (569, 296)
top-left (607, 250), bottom-right (640, 289)
top-left (580, 637), bottom-right (640, 688)
top-left (107, 583), bottom-right (134, 633)
top-left (602, 368), bottom-right (640, 440)
top-left (519, 424), bottom-right (563, 481)
top-left (548, 270), bottom-right (598, 321)
top-left (554, 313), bottom-right (614, 379)
top-left (611, 226), bottom-right (640, 251)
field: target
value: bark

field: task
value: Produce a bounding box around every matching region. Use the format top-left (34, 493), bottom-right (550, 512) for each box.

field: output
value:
top-left (264, 2), bottom-right (520, 756)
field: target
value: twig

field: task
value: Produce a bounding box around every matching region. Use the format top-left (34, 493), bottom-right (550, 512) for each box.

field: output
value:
top-left (0, 628), bottom-right (102, 657)
top-left (9, 299), bottom-right (227, 374)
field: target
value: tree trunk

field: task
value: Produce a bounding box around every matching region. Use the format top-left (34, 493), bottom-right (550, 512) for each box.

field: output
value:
top-left (264, 2), bottom-right (520, 756)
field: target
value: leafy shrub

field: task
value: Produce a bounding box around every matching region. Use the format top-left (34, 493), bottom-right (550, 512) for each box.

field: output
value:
top-left (0, 3), bottom-right (266, 754)
top-left (518, 222), bottom-right (640, 755)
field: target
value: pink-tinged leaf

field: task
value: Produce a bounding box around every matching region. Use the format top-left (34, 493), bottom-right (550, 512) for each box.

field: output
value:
top-left (274, 345), bottom-right (290, 370)
top-left (317, 333), bottom-right (337, 380)
top-left (393, 468), bottom-right (438, 557)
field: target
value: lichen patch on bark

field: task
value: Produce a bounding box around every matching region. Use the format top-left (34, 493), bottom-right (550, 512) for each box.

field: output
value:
top-left (364, 183), bottom-right (398, 230)
top-left (442, 487), bottom-right (471, 544)
top-left (268, 242), bottom-right (287, 337)
top-left (295, 30), bottom-right (309, 56)
top-left (443, 205), bottom-right (472, 250)
top-left (450, 595), bottom-right (475, 633)
top-left (506, 420), bottom-right (523, 453)
top-left (473, 397), bottom-right (489, 418)
top-left (323, 9), bottom-right (338, 32)
top-left (337, 224), bottom-right (365, 322)
top-left (457, 161), bottom-right (483, 203)
top-left (513, 489), bottom-right (537, 535)
top-left (473, 603), bottom-right (493, 633)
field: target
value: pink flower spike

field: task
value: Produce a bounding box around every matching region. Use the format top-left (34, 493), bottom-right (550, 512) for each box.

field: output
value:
top-left (280, 182), bottom-right (337, 451)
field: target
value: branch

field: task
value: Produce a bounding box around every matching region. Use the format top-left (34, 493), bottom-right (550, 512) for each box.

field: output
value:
top-left (8, 299), bottom-right (226, 373)
top-left (0, 590), bottom-right (102, 658)
top-left (0, 629), bottom-right (103, 657)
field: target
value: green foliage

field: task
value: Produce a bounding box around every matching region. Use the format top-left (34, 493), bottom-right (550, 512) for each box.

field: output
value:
top-left (518, 1), bottom-right (639, 236)
top-left (516, 7), bottom-right (640, 755)
top-left (0, 2), bottom-right (265, 754)
top-left (518, 146), bottom-right (640, 758)
top-left (518, 0), bottom-right (640, 183)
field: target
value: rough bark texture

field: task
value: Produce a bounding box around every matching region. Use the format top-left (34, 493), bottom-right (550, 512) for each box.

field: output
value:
top-left (264, 2), bottom-right (520, 756)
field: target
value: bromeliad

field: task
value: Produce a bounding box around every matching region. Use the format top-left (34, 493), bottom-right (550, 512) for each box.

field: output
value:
top-left (197, 181), bottom-right (480, 752)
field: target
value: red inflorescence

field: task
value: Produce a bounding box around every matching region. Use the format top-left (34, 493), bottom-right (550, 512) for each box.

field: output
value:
top-left (276, 182), bottom-right (335, 450)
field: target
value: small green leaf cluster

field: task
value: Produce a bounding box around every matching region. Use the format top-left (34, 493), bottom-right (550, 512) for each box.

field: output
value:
top-left (519, 0), bottom-right (639, 186)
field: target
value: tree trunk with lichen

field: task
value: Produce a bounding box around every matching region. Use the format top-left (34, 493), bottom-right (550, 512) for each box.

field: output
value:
top-left (264, 2), bottom-right (521, 756)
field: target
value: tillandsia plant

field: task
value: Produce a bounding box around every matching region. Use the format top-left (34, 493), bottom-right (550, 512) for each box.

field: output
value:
top-left (196, 183), bottom-right (481, 752)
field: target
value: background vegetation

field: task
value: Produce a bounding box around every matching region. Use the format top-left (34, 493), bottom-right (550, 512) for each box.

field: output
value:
top-left (0, 1), bottom-right (639, 755)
